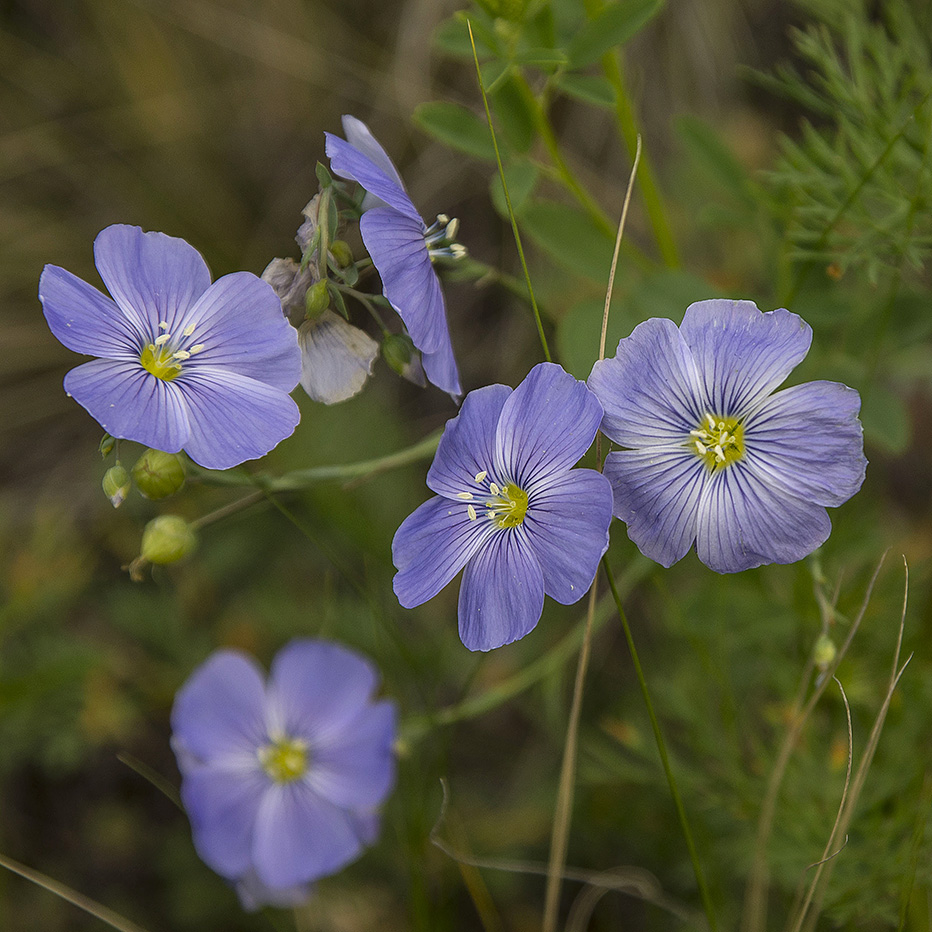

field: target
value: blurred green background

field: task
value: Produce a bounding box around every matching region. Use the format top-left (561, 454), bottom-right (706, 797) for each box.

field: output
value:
top-left (2, 0), bottom-right (931, 929)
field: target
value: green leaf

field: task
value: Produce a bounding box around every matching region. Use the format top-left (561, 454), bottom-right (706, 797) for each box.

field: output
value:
top-left (860, 386), bottom-right (910, 454)
top-left (521, 199), bottom-right (614, 282)
top-left (490, 161), bottom-right (539, 218)
top-left (566, 0), bottom-right (663, 68)
top-left (675, 114), bottom-right (757, 207)
top-left (514, 47), bottom-right (569, 69)
top-left (553, 73), bottom-right (616, 109)
top-left (491, 73), bottom-right (536, 153)
top-left (413, 101), bottom-right (497, 161)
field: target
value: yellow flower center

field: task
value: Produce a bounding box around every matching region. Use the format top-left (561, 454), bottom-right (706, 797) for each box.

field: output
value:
top-left (257, 737), bottom-right (309, 784)
top-left (689, 413), bottom-right (745, 470)
top-left (458, 471), bottom-right (529, 528)
top-left (139, 323), bottom-right (206, 382)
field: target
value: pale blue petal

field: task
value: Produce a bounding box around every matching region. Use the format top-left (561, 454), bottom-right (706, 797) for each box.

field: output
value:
top-left (679, 299), bottom-right (812, 415)
top-left (496, 363), bottom-right (602, 490)
top-left (93, 224), bottom-right (212, 335)
top-left (392, 495), bottom-right (495, 608)
top-left (341, 115), bottom-right (406, 192)
top-left (235, 870), bottom-right (312, 912)
top-left (253, 782), bottom-right (364, 887)
top-left (63, 358), bottom-right (190, 452)
top-left (421, 325), bottom-right (462, 399)
top-left (743, 380), bottom-right (866, 507)
top-left (427, 384), bottom-right (511, 498)
top-left (297, 311), bottom-right (378, 404)
top-left (175, 366), bottom-right (300, 469)
top-left (172, 650), bottom-right (268, 762)
top-left (182, 272), bottom-right (302, 392)
top-left (309, 701), bottom-right (396, 809)
top-left (588, 318), bottom-right (704, 447)
top-left (39, 265), bottom-right (143, 356)
top-left (360, 207), bottom-right (445, 354)
top-left (266, 640), bottom-right (377, 745)
top-left (325, 134), bottom-right (421, 222)
top-left (603, 447), bottom-right (707, 568)
top-left (457, 530), bottom-right (544, 651)
top-left (695, 464), bottom-right (831, 573)
top-left (522, 470), bottom-right (613, 603)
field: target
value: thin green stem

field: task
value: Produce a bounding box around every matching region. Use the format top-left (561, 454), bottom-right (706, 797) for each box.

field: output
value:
top-left (468, 23), bottom-right (551, 362)
top-left (332, 281), bottom-right (392, 335)
top-left (603, 556), bottom-right (718, 932)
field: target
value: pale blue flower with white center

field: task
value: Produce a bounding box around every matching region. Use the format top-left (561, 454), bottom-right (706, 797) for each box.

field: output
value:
top-left (587, 299), bottom-right (867, 573)
top-left (325, 115), bottom-right (463, 398)
top-left (40, 224), bottom-right (302, 470)
top-left (392, 363), bottom-right (613, 651)
top-left (171, 639), bottom-right (396, 911)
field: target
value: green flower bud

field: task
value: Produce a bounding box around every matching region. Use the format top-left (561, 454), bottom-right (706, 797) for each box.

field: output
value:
top-left (99, 433), bottom-right (116, 458)
top-left (132, 449), bottom-right (186, 500)
top-left (813, 633), bottom-right (837, 669)
top-left (102, 465), bottom-right (131, 508)
top-left (305, 280), bottom-right (331, 320)
top-left (381, 333), bottom-right (426, 387)
top-left (329, 239), bottom-right (354, 268)
top-left (140, 515), bottom-right (197, 565)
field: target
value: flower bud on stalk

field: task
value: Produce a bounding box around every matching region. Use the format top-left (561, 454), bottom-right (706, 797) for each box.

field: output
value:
top-left (381, 333), bottom-right (426, 387)
top-left (141, 515), bottom-right (197, 565)
top-left (102, 465), bottom-right (131, 508)
top-left (132, 449), bottom-right (186, 500)
top-left (304, 280), bottom-right (330, 320)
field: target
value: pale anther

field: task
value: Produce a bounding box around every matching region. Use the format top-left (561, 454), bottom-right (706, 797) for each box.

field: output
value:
top-left (154, 333), bottom-right (171, 346)
top-left (474, 470), bottom-right (487, 483)
top-left (467, 504), bottom-right (477, 521)
top-left (183, 324), bottom-right (196, 337)
top-left (158, 321), bottom-right (169, 330)
top-left (489, 482), bottom-right (500, 496)
top-left (714, 445), bottom-right (725, 462)
top-left (189, 344), bottom-right (206, 354)
top-left (695, 440), bottom-right (707, 455)
top-left (457, 491), bottom-right (473, 500)
top-left (173, 350), bottom-right (191, 361)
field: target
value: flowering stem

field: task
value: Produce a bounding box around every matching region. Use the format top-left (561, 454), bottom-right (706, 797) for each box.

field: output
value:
top-left (468, 21), bottom-right (551, 362)
top-left (331, 281), bottom-right (392, 335)
top-left (602, 556), bottom-right (718, 932)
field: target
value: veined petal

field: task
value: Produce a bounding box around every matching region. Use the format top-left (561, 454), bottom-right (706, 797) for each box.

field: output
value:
top-left (588, 318), bottom-right (704, 447)
top-left (522, 469), bottom-right (613, 603)
top-left (309, 701), bottom-right (396, 809)
top-left (744, 380), bottom-right (867, 507)
top-left (253, 782), bottom-right (364, 887)
top-left (180, 763), bottom-right (268, 881)
top-left (421, 325), bottom-right (462, 400)
top-left (171, 650), bottom-right (269, 762)
top-left (458, 530), bottom-right (545, 651)
top-left (266, 640), bottom-right (378, 745)
top-left (341, 115), bottom-right (406, 192)
top-left (427, 384), bottom-right (511, 498)
top-left (93, 224), bottom-right (212, 335)
top-left (325, 134), bottom-right (421, 222)
top-left (496, 363), bottom-right (602, 489)
top-left (297, 311), bottom-right (378, 404)
top-left (603, 447), bottom-right (707, 568)
top-left (63, 358), bottom-right (190, 452)
top-left (680, 299), bottom-right (812, 415)
top-left (39, 265), bottom-right (144, 356)
top-left (175, 366), bottom-right (300, 470)
top-left (392, 495), bottom-right (494, 608)
top-left (182, 272), bottom-right (302, 392)
top-left (361, 207), bottom-right (446, 354)
top-left (695, 464), bottom-right (831, 573)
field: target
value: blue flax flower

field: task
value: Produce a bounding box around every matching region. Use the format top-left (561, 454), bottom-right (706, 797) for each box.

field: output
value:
top-left (325, 115), bottom-right (462, 397)
top-left (393, 362), bottom-right (613, 651)
top-left (171, 639), bottom-right (396, 910)
top-left (40, 224), bottom-right (302, 470)
top-left (587, 299), bottom-right (867, 573)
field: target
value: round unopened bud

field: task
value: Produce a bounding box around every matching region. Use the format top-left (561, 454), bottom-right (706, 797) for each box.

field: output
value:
top-left (102, 465), bottom-right (131, 508)
top-left (813, 633), bottom-right (837, 668)
top-left (381, 333), bottom-right (425, 387)
top-left (132, 449), bottom-right (185, 500)
top-left (140, 515), bottom-right (197, 565)
top-left (99, 433), bottom-right (117, 458)
top-left (305, 280), bottom-right (330, 319)
top-left (329, 239), bottom-right (354, 268)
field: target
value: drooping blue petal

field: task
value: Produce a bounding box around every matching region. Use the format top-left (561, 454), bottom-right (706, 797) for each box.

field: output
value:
top-left (588, 318), bottom-right (705, 447)
top-left (695, 464), bottom-right (831, 573)
top-left (179, 763), bottom-right (268, 881)
top-left (360, 207), bottom-right (445, 355)
top-left (63, 358), bottom-right (191, 452)
top-left (744, 380), bottom-right (867, 507)
top-left (93, 224), bottom-right (212, 336)
top-left (182, 272), bottom-right (302, 392)
top-left (39, 265), bottom-right (143, 356)
top-left (252, 782), bottom-right (364, 888)
top-left (457, 530), bottom-right (545, 651)
top-left (421, 324), bottom-right (463, 400)
top-left (235, 870), bottom-right (312, 913)
top-left (521, 469), bottom-right (613, 603)
top-left (427, 384), bottom-right (512, 498)
top-left (495, 362), bottom-right (603, 490)
top-left (603, 447), bottom-right (708, 568)
top-left (679, 299), bottom-right (812, 416)
top-left (341, 114), bottom-right (406, 194)
top-left (175, 366), bottom-right (300, 470)
top-left (309, 701), bottom-right (396, 809)
top-left (392, 496), bottom-right (494, 608)
top-left (171, 650), bottom-right (269, 762)
top-left (266, 640), bottom-right (378, 745)
top-left (297, 311), bottom-right (378, 404)
top-left (325, 134), bottom-right (421, 222)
